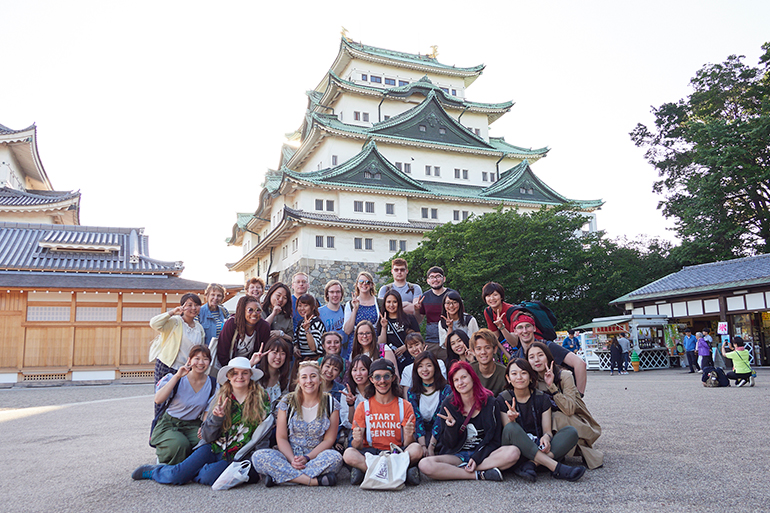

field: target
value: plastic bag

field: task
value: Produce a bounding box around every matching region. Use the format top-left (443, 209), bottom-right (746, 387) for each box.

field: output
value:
top-left (360, 443), bottom-right (409, 491)
top-left (211, 460), bottom-right (251, 491)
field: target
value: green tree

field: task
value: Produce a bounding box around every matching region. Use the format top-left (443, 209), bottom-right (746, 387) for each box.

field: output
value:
top-left (381, 207), bottom-right (680, 329)
top-left (630, 43), bottom-right (770, 262)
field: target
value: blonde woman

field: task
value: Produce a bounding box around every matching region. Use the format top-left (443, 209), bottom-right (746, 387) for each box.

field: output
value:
top-left (251, 361), bottom-right (342, 486)
top-left (343, 271), bottom-right (380, 336)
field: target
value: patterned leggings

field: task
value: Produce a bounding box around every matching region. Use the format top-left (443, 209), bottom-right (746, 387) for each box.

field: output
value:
top-left (251, 448), bottom-right (343, 484)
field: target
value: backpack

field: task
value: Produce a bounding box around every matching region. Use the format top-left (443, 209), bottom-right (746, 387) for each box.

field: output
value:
top-left (701, 366), bottom-right (729, 387)
top-left (149, 374), bottom-right (218, 447)
top-left (509, 301), bottom-right (558, 341)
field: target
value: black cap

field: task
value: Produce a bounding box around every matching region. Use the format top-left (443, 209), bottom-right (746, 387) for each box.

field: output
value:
top-left (370, 358), bottom-right (396, 374)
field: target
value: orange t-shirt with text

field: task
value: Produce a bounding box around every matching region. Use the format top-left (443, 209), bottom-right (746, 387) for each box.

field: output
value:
top-left (353, 396), bottom-right (414, 451)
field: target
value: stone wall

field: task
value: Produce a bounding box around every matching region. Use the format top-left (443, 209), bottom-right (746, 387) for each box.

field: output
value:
top-left (279, 257), bottom-right (387, 300)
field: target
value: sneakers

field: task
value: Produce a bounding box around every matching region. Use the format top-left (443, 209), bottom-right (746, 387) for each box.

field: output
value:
top-left (406, 467), bottom-right (421, 485)
top-left (620, 371), bottom-right (629, 375)
top-left (551, 462), bottom-right (586, 482)
top-left (350, 468), bottom-right (364, 486)
top-left (609, 371), bottom-right (614, 376)
top-left (514, 460), bottom-right (537, 482)
top-left (750, 375), bottom-right (756, 387)
top-left (737, 379), bottom-right (748, 387)
top-left (476, 468), bottom-right (503, 481)
top-left (131, 465), bottom-right (159, 480)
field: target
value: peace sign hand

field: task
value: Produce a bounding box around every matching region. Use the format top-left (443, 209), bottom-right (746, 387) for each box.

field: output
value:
top-left (544, 361), bottom-right (555, 387)
top-left (402, 414), bottom-right (415, 439)
top-left (177, 358), bottom-right (192, 378)
top-left (493, 312), bottom-right (505, 330)
top-left (436, 406), bottom-right (456, 427)
top-left (380, 313), bottom-right (388, 328)
top-left (504, 400), bottom-right (519, 422)
top-left (212, 396), bottom-right (229, 418)
top-left (249, 342), bottom-right (266, 366)
top-left (441, 315), bottom-right (454, 333)
top-left (343, 384), bottom-right (356, 406)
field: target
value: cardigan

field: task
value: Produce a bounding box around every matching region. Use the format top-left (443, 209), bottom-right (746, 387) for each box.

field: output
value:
top-left (149, 313), bottom-right (205, 368)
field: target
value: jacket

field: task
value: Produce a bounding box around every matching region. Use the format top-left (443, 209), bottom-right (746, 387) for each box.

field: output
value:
top-left (197, 304), bottom-right (229, 346)
top-left (437, 394), bottom-right (501, 465)
top-left (148, 313), bottom-right (205, 368)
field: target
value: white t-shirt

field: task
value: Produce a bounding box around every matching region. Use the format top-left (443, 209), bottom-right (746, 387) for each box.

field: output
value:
top-left (400, 360), bottom-right (447, 389)
top-left (173, 322), bottom-right (203, 369)
top-left (418, 389), bottom-right (442, 423)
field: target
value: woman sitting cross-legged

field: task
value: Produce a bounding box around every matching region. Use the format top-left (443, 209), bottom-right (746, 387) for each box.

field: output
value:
top-left (132, 357), bottom-right (270, 485)
top-left (418, 361), bottom-right (518, 482)
top-left (150, 345), bottom-right (218, 465)
top-left (527, 342), bottom-right (603, 469)
top-left (251, 361), bottom-right (343, 487)
top-left (498, 358), bottom-right (586, 482)
top-left (406, 351), bottom-right (452, 457)
top-left (343, 359), bottom-right (423, 486)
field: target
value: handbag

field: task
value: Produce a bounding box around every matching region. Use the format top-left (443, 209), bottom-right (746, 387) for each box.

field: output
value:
top-left (360, 443), bottom-right (410, 491)
top-left (211, 460), bottom-right (251, 491)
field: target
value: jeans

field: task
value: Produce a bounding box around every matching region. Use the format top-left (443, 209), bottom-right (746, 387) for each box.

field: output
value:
top-left (686, 351), bottom-right (699, 372)
top-left (622, 352), bottom-right (629, 372)
top-left (152, 444), bottom-right (229, 486)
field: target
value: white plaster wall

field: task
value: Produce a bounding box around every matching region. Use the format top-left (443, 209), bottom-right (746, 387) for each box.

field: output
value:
top-left (0, 146), bottom-right (26, 190)
top-left (297, 138), bottom-right (364, 173)
top-left (340, 61), bottom-right (467, 98)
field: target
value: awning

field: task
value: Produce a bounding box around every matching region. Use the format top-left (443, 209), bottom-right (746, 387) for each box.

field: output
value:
top-left (572, 319), bottom-right (627, 330)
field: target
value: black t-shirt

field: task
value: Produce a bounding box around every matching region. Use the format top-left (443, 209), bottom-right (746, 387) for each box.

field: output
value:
top-left (497, 390), bottom-right (551, 437)
top-left (376, 314), bottom-right (420, 349)
top-left (460, 414), bottom-right (485, 452)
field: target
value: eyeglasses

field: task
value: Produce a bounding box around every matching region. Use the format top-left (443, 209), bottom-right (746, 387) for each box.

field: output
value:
top-left (371, 373), bottom-right (393, 382)
top-left (358, 331), bottom-right (373, 338)
top-left (427, 275), bottom-right (443, 281)
top-left (358, 279), bottom-right (372, 285)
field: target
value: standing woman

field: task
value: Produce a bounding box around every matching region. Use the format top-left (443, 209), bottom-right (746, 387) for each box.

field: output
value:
top-left (696, 331), bottom-right (713, 370)
top-left (293, 294), bottom-right (326, 361)
top-left (350, 320), bottom-right (398, 373)
top-left (406, 351), bottom-right (452, 457)
top-left (607, 336), bottom-right (623, 376)
top-left (149, 293), bottom-right (206, 399)
top-left (216, 295), bottom-right (270, 369)
top-left (481, 282), bottom-right (515, 361)
top-left (251, 361), bottom-right (343, 487)
top-left (246, 277), bottom-right (266, 303)
top-left (438, 290), bottom-right (479, 354)
top-left (498, 358), bottom-right (585, 482)
top-left (254, 336), bottom-right (293, 404)
top-left (446, 331), bottom-right (475, 367)
top-left (132, 357), bottom-right (271, 485)
top-left (418, 361), bottom-right (517, 482)
top-left (377, 289), bottom-right (420, 375)
top-left (343, 271), bottom-right (380, 337)
top-left (262, 282), bottom-right (294, 345)
top-left (527, 342), bottom-right (603, 469)
top-left (198, 284), bottom-right (229, 347)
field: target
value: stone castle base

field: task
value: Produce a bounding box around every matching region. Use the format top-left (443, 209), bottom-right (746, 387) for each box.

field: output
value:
top-left (279, 258), bottom-right (386, 300)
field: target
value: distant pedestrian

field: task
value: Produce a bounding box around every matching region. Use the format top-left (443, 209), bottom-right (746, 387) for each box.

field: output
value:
top-left (617, 333), bottom-right (631, 374)
top-left (696, 332), bottom-right (713, 370)
top-left (721, 337), bottom-right (754, 387)
top-left (607, 336), bottom-right (623, 376)
top-left (562, 330), bottom-right (580, 353)
top-left (682, 328), bottom-right (699, 373)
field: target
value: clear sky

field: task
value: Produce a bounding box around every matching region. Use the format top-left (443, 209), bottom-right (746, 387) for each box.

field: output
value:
top-left (2, 0), bottom-right (768, 285)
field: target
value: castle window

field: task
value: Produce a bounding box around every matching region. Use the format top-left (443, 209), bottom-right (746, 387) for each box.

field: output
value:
top-left (365, 201), bottom-right (375, 213)
top-left (315, 199), bottom-right (323, 211)
top-left (370, 76), bottom-right (382, 84)
top-left (385, 78), bottom-right (396, 86)
top-left (354, 111), bottom-right (361, 121)
top-left (462, 211), bottom-right (469, 220)
top-left (395, 162), bottom-right (402, 171)
top-left (327, 236), bottom-right (335, 248)
top-left (451, 89), bottom-right (457, 96)
top-left (453, 210), bottom-right (460, 221)
top-left (431, 208), bottom-right (438, 219)
top-left (332, 155), bottom-right (338, 165)
top-left (386, 203), bottom-right (395, 215)
top-left (399, 240), bottom-right (407, 252)
top-left (454, 169), bottom-right (461, 179)
top-left (389, 240), bottom-right (397, 252)
top-left (421, 208), bottom-right (429, 219)
top-left (434, 166), bottom-right (440, 177)
top-left (425, 165), bottom-right (431, 176)
top-left (326, 200), bottom-right (334, 211)
top-left (439, 127), bottom-right (446, 135)
top-left (475, 128), bottom-right (481, 136)
top-left (365, 238), bottom-right (373, 250)
top-left (419, 125), bottom-right (426, 132)
top-left (361, 74), bottom-right (368, 81)
top-left (354, 201), bottom-right (363, 212)
top-left (463, 169), bottom-right (468, 180)
top-left (482, 172), bottom-right (488, 181)
top-left (403, 163), bottom-right (411, 173)
top-left (398, 80), bottom-right (409, 86)
top-left (363, 112), bottom-right (370, 122)
top-left (354, 238), bottom-right (362, 250)
top-left (316, 236), bottom-right (324, 248)
top-left (440, 87), bottom-right (449, 93)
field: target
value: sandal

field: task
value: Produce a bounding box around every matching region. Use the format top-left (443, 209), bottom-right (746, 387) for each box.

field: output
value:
top-left (318, 473), bottom-right (337, 487)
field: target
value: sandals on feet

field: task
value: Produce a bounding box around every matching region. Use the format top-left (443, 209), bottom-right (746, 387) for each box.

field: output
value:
top-left (318, 473), bottom-right (337, 487)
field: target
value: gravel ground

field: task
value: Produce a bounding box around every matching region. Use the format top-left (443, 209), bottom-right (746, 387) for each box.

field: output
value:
top-left (0, 369), bottom-right (767, 513)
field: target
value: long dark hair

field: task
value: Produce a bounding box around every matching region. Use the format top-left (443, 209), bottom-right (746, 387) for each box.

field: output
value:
top-left (440, 289), bottom-right (469, 329)
top-left (410, 351), bottom-right (446, 399)
top-left (504, 358), bottom-right (537, 394)
top-left (351, 320), bottom-right (379, 361)
top-left (296, 293), bottom-right (320, 319)
top-left (346, 354), bottom-right (372, 391)
top-left (258, 336), bottom-right (292, 392)
top-left (526, 341), bottom-right (563, 384)
top-left (447, 361), bottom-right (492, 416)
top-left (446, 330), bottom-right (471, 366)
top-left (382, 289), bottom-right (408, 325)
top-left (364, 366), bottom-right (402, 399)
top-left (235, 295), bottom-right (261, 341)
top-left (261, 282), bottom-right (292, 319)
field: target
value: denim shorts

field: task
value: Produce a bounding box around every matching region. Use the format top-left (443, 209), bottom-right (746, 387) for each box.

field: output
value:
top-left (454, 450), bottom-right (475, 464)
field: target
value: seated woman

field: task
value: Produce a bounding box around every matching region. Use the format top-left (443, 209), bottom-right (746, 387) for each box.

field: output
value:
top-left (217, 295), bottom-right (271, 370)
top-left (149, 293), bottom-right (206, 414)
top-left (251, 361), bottom-right (343, 487)
top-left (262, 282), bottom-right (294, 345)
top-left (498, 359), bottom-right (585, 482)
top-left (132, 357), bottom-right (270, 485)
top-left (151, 345), bottom-right (218, 465)
top-left (294, 294), bottom-right (326, 361)
top-left (418, 361), bottom-right (517, 482)
top-left (254, 336), bottom-right (292, 404)
top-left (376, 289), bottom-right (420, 376)
top-left (406, 351), bottom-right (452, 457)
top-left (446, 330), bottom-right (475, 368)
top-left (342, 354), bottom-right (372, 428)
top-left (320, 354), bottom-right (346, 401)
top-left (400, 332), bottom-right (448, 396)
top-left (350, 320), bottom-right (398, 373)
top-left (437, 290), bottom-right (479, 354)
top-left (343, 359), bottom-right (423, 486)
top-left (527, 342), bottom-right (603, 469)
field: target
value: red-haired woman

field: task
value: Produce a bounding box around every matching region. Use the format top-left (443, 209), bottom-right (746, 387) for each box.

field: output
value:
top-left (418, 361), bottom-right (518, 481)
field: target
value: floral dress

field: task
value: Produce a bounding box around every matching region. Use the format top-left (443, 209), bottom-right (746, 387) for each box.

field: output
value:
top-left (250, 394), bottom-right (343, 483)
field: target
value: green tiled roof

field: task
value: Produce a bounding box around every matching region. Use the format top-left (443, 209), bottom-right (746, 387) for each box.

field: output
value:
top-left (235, 213), bottom-right (254, 229)
top-left (489, 137), bottom-right (549, 156)
top-left (342, 38), bottom-right (484, 75)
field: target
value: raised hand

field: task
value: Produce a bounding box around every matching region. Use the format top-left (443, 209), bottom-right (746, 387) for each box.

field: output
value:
top-left (343, 384), bottom-right (356, 406)
top-left (177, 359), bottom-right (192, 378)
top-left (171, 305), bottom-right (184, 316)
top-left (272, 304), bottom-right (282, 316)
top-left (351, 296), bottom-right (360, 310)
top-left (493, 311), bottom-right (505, 330)
top-left (544, 361), bottom-right (555, 387)
top-left (352, 421), bottom-right (363, 444)
top-left (414, 294), bottom-right (424, 311)
top-left (403, 414), bottom-right (415, 439)
top-left (436, 406), bottom-right (456, 427)
top-left (380, 313), bottom-right (388, 328)
top-left (212, 396), bottom-right (229, 418)
top-left (249, 342), bottom-right (266, 366)
top-left (441, 315), bottom-right (454, 334)
top-left (504, 399), bottom-right (519, 423)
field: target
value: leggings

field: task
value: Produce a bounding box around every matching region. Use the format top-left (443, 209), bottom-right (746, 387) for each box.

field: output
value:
top-left (725, 371), bottom-right (751, 384)
top-left (501, 422), bottom-right (578, 462)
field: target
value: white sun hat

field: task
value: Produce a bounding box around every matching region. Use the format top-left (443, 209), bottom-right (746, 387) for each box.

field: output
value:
top-left (216, 356), bottom-right (264, 385)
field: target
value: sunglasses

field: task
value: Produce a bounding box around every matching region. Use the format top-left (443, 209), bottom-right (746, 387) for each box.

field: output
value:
top-left (358, 279), bottom-right (372, 285)
top-left (371, 373), bottom-right (393, 382)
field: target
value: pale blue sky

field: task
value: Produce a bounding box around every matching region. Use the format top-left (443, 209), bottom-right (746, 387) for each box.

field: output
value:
top-left (2, 0), bottom-right (768, 283)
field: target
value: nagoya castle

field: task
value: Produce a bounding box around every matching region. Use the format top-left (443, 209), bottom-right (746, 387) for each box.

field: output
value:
top-left (227, 35), bottom-right (602, 294)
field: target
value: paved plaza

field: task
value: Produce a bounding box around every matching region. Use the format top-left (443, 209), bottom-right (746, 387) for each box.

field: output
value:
top-left (1, 369), bottom-right (767, 513)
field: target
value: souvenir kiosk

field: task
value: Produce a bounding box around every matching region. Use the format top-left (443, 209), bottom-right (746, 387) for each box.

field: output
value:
top-left (574, 315), bottom-right (672, 371)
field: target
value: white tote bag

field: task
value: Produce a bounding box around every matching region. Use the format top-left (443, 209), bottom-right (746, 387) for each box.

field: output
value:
top-left (360, 443), bottom-right (410, 491)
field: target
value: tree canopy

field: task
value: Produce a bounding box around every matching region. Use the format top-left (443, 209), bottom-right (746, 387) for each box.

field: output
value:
top-left (630, 43), bottom-right (770, 262)
top-left (382, 206), bottom-right (680, 329)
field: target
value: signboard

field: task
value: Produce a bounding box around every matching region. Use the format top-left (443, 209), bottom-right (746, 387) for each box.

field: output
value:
top-left (717, 322), bottom-right (728, 335)
top-left (594, 322), bottom-right (629, 334)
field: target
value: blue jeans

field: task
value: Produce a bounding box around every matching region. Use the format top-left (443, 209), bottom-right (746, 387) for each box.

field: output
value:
top-left (152, 444), bottom-right (229, 486)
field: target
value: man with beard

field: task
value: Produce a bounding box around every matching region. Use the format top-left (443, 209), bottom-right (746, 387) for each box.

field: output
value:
top-left (414, 266), bottom-right (453, 362)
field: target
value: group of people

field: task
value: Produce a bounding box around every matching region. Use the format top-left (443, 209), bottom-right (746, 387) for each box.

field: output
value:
top-left (134, 259), bottom-right (603, 489)
top-left (681, 327), bottom-right (756, 387)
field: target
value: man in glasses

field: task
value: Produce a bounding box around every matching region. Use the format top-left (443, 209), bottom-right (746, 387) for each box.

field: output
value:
top-left (344, 359), bottom-right (423, 486)
top-left (414, 266), bottom-right (454, 362)
top-left (378, 258), bottom-right (422, 316)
